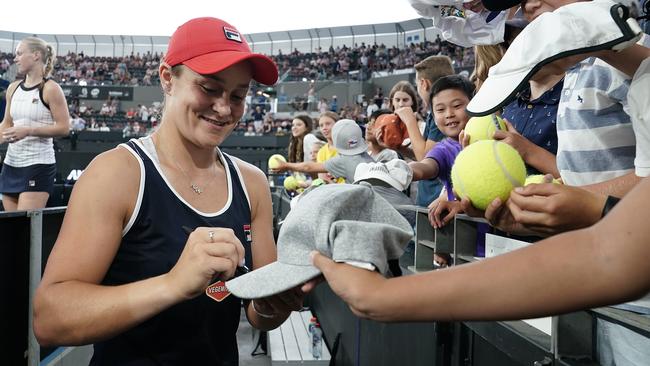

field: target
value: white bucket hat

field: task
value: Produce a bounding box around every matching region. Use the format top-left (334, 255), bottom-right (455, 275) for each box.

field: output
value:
top-left (467, 0), bottom-right (643, 116)
top-left (353, 159), bottom-right (413, 192)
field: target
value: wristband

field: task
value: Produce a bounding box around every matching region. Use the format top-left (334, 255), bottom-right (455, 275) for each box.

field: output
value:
top-left (251, 300), bottom-right (275, 319)
top-left (601, 195), bottom-right (621, 218)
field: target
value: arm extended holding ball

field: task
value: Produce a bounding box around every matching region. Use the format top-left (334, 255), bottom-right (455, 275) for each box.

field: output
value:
top-left (408, 158), bottom-right (440, 182)
top-left (272, 160), bottom-right (328, 174)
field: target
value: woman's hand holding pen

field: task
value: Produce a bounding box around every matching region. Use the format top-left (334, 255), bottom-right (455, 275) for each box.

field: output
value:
top-left (167, 227), bottom-right (245, 300)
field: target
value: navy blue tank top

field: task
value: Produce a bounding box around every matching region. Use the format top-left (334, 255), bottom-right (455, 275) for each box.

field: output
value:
top-left (90, 137), bottom-right (253, 366)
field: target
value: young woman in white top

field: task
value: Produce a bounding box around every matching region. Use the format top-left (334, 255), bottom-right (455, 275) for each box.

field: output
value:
top-left (0, 37), bottom-right (70, 211)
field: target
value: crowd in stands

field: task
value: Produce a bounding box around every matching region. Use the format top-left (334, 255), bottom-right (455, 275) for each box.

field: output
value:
top-left (0, 36), bottom-right (473, 86)
top-left (272, 37), bottom-right (473, 81)
top-left (0, 51), bottom-right (162, 87)
top-left (66, 96), bottom-right (161, 137)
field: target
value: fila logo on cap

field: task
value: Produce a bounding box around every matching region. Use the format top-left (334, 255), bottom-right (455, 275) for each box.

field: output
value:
top-left (223, 26), bottom-right (242, 43)
top-left (347, 138), bottom-right (358, 149)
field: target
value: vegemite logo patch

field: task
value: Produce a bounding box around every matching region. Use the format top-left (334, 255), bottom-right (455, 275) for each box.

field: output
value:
top-left (206, 281), bottom-right (231, 302)
top-left (223, 27), bottom-right (242, 43)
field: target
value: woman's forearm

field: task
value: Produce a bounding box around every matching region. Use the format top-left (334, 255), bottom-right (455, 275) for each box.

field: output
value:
top-left (30, 123), bottom-right (70, 138)
top-left (34, 274), bottom-right (181, 346)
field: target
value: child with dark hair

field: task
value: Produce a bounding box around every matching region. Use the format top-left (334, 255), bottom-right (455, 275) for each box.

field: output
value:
top-left (407, 75), bottom-right (476, 227)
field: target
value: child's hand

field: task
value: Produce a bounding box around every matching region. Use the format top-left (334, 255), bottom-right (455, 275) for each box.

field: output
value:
top-left (270, 159), bottom-right (289, 173)
top-left (375, 128), bottom-right (387, 148)
top-left (492, 120), bottom-right (532, 160)
top-left (459, 129), bottom-right (470, 149)
top-left (394, 107), bottom-right (417, 127)
top-left (459, 197), bottom-right (536, 236)
top-left (429, 200), bottom-right (464, 229)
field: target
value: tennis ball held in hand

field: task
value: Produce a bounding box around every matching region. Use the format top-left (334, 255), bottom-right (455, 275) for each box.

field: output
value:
top-left (268, 154), bottom-right (286, 170)
top-left (283, 176), bottom-right (299, 191)
top-left (524, 174), bottom-right (562, 185)
top-left (464, 114), bottom-right (507, 145)
top-left (451, 140), bottom-right (526, 210)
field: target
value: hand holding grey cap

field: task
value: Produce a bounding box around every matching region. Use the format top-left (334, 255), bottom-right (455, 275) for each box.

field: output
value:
top-left (225, 184), bottom-right (414, 299)
top-left (466, 0), bottom-right (643, 116)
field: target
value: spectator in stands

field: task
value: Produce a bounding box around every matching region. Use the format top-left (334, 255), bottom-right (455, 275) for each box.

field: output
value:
top-left (387, 80), bottom-right (419, 140)
top-left (470, 45), bottom-right (505, 90)
top-left (99, 102), bottom-right (111, 116)
top-left (99, 121), bottom-right (110, 132)
top-left (126, 107), bottom-right (136, 121)
top-left (309, 140), bottom-right (326, 163)
top-left (34, 17), bottom-right (312, 365)
top-left (273, 119), bottom-right (374, 183)
top-left (71, 114), bottom-right (86, 131)
top-left (262, 118), bottom-right (273, 134)
top-left (234, 121), bottom-right (246, 134)
top-left (366, 109), bottom-right (399, 163)
top-left (407, 75), bottom-right (475, 228)
top-left (0, 36), bottom-right (70, 211)
top-left (244, 125), bottom-right (256, 136)
top-left (251, 105), bottom-right (265, 134)
top-left (366, 97), bottom-right (380, 118)
top-left (139, 103), bottom-right (149, 123)
top-left (88, 117), bottom-right (99, 130)
top-left (314, 111), bottom-right (339, 162)
top-left (318, 97), bottom-right (329, 113)
top-left (381, 96), bottom-right (390, 110)
top-left (400, 56), bottom-right (455, 207)
top-left (288, 115), bottom-right (320, 164)
top-left (78, 101), bottom-right (88, 116)
top-left (0, 78), bottom-right (9, 121)
top-left (330, 95), bottom-right (338, 112)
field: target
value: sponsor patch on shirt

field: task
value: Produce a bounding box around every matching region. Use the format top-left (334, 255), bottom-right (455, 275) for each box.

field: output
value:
top-left (243, 224), bottom-right (252, 242)
top-left (206, 281), bottom-right (231, 302)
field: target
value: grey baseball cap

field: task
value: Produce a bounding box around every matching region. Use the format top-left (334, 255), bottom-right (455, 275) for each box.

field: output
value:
top-left (225, 183), bottom-right (413, 299)
top-left (332, 119), bottom-right (368, 155)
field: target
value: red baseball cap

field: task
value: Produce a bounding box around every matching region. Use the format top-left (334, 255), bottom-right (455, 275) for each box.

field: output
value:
top-left (165, 17), bottom-right (278, 85)
top-left (375, 114), bottom-right (408, 150)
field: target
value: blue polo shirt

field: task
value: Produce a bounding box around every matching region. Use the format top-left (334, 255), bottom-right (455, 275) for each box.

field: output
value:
top-left (416, 112), bottom-right (445, 207)
top-left (502, 80), bottom-right (562, 175)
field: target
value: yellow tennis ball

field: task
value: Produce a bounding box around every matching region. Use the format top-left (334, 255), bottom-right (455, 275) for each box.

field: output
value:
top-left (268, 154), bottom-right (286, 169)
top-left (283, 176), bottom-right (298, 191)
top-left (451, 140), bottom-right (526, 210)
top-left (524, 174), bottom-right (562, 185)
top-left (464, 114), bottom-right (507, 145)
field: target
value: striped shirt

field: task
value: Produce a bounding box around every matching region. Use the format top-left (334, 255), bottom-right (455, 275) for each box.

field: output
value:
top-left (5, 80), bottom-right (56, 167)
top-left (629, 57), bottom-right (650, 177)
top-left (556, 35), bottom-right (650, 185)
top-left (556, 57), bottom-right (635, 185)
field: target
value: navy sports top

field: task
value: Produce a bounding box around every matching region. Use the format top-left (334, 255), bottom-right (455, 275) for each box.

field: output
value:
top-left (90, 137), bottom-right (253, 366)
